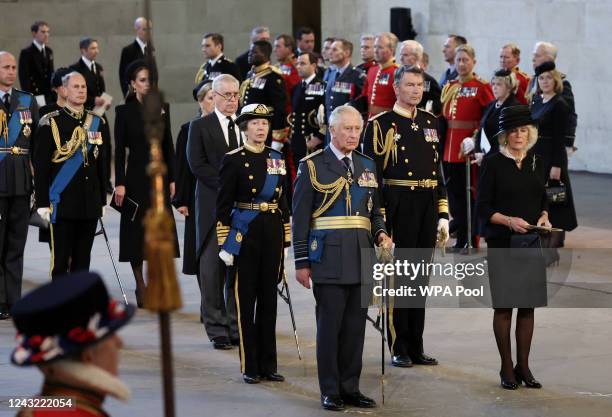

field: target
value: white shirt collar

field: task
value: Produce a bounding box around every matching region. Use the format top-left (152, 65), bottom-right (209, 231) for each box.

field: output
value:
top-left (210, 53), bottom-right (224, 67)
top-left (0, 88), bottom-right (13, 100)
top-left (304, 73), bottom-right (316, 85)
top-left (135, 37), bottom-right (147, 54)
top-left (33, 40), bottom-right (45, 52)
top-left (329, 140), bottom-right (352, 160)
top-left (336, 62), bottom-right (350, 75)
top-left (215, 107), bottom-right (235, 123)
top-left (81, 56), bottom-right (94, 70)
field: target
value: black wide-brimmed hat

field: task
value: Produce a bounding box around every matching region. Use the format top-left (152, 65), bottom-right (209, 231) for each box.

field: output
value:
top-left (235, 103), bottom-right (273, 125)
top-left (10, 271), bottom-right (135, 366)
top-left (51, 67), bottom-right (71, 88)
top-left (494, 105), bottom-right (537, 138)
top-left (534, 61), bottom-right (555, 77)
top-left (192, 79), bottom-right (213, 101)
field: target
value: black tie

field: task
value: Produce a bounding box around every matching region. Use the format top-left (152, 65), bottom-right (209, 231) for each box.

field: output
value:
top-left (227, 117), bottom-right (238, 150)
top-left (2, 93), bottom-right (9, 110)
top-left (342, 156), bottom-right (353, 176)
top-left (41, 46), bottom-right (46, 58)
top-left (143, 45), bottom-right (149, 56)
top-left (91, 62), bottom-right (97, 74)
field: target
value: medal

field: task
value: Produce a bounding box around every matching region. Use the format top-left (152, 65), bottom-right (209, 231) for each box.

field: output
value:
top-left (411, 122), bottom-right (419, 131)
top-left (23, 124), bottom-right (31, 137)
top-left (367, 195), bottom-right (373, 213)
top-left (93, 145), bottom-right (99, 160)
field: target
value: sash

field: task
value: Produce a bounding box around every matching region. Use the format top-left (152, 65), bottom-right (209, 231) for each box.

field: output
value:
top-left (0, 93), bottom-right (32, 163)
top-left (222, 151), bottom-right (282, 255)
top-left (49, 115), bottom-right (101, 223)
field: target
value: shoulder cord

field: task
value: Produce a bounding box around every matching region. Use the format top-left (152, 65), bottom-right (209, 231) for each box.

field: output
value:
top-left (307, 159), bottom-right (350, 218)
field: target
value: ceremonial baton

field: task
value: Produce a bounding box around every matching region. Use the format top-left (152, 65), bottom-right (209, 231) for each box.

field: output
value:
top-left (97, 218), bottom-right (129, 304)
top-left (278, 270), bottom-right (302, 360)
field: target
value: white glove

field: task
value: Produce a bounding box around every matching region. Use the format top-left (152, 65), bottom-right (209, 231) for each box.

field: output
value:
top-left (461, 137), bottom-right (475, 154)
top-left (284, 247), bottom-right (289, 260)
top-left (101, 206), bottom-right (106, 218)
top-left (473, 152), bottom-right (484, 166)
top-left (219, 249), bottom-right (234, 266)
top-left (437, 218), bottom-right (450, 245)
top-left (37, 207), bottom-right (51, 223)
top-left (271, 141), bottom-right (284, 151)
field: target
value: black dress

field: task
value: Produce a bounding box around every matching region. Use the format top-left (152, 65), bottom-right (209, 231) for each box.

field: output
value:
top-left (173, 121), bottom-right (197, 275)
top-left (114, 100), bottom-right (179, 263)
top-left (530, 94), bottom-right (577, 232)
top-left (476, 151), bottom-right (548, 308)
top-left (476, 94), bottom-right (521, 155)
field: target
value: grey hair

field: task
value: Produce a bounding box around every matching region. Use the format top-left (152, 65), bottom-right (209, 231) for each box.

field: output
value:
top-left (360, 33), bottom-right (375, 42)
top-left (329, 105), bottom-right (363, 129)
top-left (61, 71), bottom-right (83, 87)
top-left (534, 41), bottom-right (558, 59)
top-left (376, 32), bottom-right (399, 54)
top-left (212, 74), bottom-right (239, 91)
top-left (400, 40), bottom-right (424, 62)
top-left (491, 71), bottom-right (519, 95)
top-left (250, 26), bottom-right (270, 42)
top-left (497, 125), bottom-right (539, 150)
top-left (393, 65), bottom-right (425, 86)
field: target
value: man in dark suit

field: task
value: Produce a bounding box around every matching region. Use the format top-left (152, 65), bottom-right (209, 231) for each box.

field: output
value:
top-left (195, 33), bottom-right (241, 84)
top-left (18, 21), bottom-right (54, 104)
top-left (0, 51), bottom-right (39, 320)
top-left (186, 74), bottom-right (241, 350)
top-left (235, 26), bottom-right (270, 81)
top-left (118, 17), bottom-right (156, 98)
top-left (70, 37), bottom-right (113, 193)
top-left (293, 105), bottom-right (391, 411)
top-left (439, 34), bottom-right (466, 87)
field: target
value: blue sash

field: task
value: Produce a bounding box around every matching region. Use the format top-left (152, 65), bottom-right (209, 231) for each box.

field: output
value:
top-left (0, 93), bottom-right (32, 163)
top-left (222, 151), bottom-right (282, 255)
top-left (49, 115), bottom-right (101, 223)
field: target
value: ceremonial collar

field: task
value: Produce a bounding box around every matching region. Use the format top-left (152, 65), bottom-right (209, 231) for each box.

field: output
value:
top-left (380, 59), bottom-right (396, 70)
top-left (253, 62), bottom-right (271, 74)
top-left (393, 103), bottom-right (418, 119)
top-left (458, 72), bottom-right (475, 83)
top-left (63, 105), bottom-right (85, 120)
top-left (243, 139), bottom-right (265, 153)
top-left (209, 53), bottom-right (224, 67)
top-left (303, 73), bottom-right (316, 85)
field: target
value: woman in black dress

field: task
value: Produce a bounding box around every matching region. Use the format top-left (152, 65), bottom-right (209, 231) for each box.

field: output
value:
top-left (114, 60), bottom-right (179, 307)
top-left (477, 105), bottom-right (551, 390)
top-left (173, 80), bottom-right (215, 276)
top-left (530, 61), bottom-right (577, 245)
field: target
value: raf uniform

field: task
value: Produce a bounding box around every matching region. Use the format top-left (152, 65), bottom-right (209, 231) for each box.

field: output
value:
top-left (0, 88), bottom-right (38, 319)
top-left (363, 104), bottom-right (449, 365)
top-left (33, 107), bottom-right (106, 279)
top-left (357, 59), bottom-right (399, 117)
top-left (216, 104), bottom-right (290, 382)
top-left (292, 144), bottom-right (385, 409)
top-left (195, 54), bottom-right (242, 84)
top-left (18, 42), bottom-right (55, 104)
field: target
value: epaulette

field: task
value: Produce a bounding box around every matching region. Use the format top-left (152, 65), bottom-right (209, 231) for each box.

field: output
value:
top-left (222, 56), bottom-right (234, 63)
top-left (513, 67), bottom-right (529, 78)
top-left (353, 149), bottom-right (373, 161)
top-left (12, 88), bottom-right (32, 97)
top-left (269, 65), bottom-right (283, 76)
top-left (299, 149), bottom-right (323, 162)
top-left (85, 110), bottom-right (106, 124)
top-left (266, 146), bottom-right (283, 157)
top-left (418, 108), bottom-right (436, 118)
top-left (475, 75), bottom-right (489, 84)
top-left (368, 111), bottom-right (389, 122)
top-left (227, 146), bottom-right (244, 155)
top-left (38, 110), bottom-right (60, 127)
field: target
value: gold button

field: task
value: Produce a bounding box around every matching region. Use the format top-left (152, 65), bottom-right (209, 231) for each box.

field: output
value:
top-left (404, 159), bottom-right (409, 163)
top-left (275, 187), bottom-right (280, 192)
top-left (408, 172), bottom-right (413, 176)
top-left (401, 146), bottom-right (405, 151)
top-left (252, 188), bottom-right (257, 193)
top-left (410, 186), bottom-right (415, 190)
top-left (259, 202), bottom-right (269, 211)
top-left (433, 171), bottom-right (436, 175)
top-left (249, 175), bottom-right (253, 180)
top-left (245, 163), bottom-right (250, 167)
top-left (241, 152), bottom-right (246, 156)
top-left (272, 199), bottom-right (277, 203)
top-left (432, 145), bottom-right (436, 149)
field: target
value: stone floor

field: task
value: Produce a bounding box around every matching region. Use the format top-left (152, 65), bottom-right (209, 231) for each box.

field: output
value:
top-left (1, 171), bottom-right (611, 417)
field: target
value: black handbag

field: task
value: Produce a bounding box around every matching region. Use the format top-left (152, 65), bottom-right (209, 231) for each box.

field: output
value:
top-left (545, 180), bottom-right (566, 204)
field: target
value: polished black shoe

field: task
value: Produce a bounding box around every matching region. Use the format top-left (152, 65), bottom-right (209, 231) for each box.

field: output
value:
top-left (321, 395), bottom-right (344, 411)
top-left (514, 367), bottom-right (542, 388)
top-left (230, 338), bottom-right (240, 346)
top-left (261, 373), bottom-right (285, 382)
top-left (341, 392), bottom-right (376, 408)
top-left (500, 372), bottom-right (519, 390)
top-left (0, 310), bottom-right (10, 320)
top-left (411, 353), bottom-right (438, 365)
top-left (243, 374), bottom-right (260, 384)
top-left (212, 337), bottom-right (232, 350)
top-left (391, 355), bottom-right (413, 367)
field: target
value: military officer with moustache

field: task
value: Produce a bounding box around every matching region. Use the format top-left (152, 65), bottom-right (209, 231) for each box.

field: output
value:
top-left (363, 65), bottom-right (450, 368)
top-left (33, 71), bottom-right (106, 279)
top-left (0, 51), bottom-right (39, 320)
top-left (293, 105), bottom-right (391, 411)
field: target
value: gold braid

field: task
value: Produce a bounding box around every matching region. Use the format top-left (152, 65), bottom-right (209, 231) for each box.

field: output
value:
top-left (0, 110), bottom-right (8, 143)
top-left (372, 119), bottom-right (397, 170)
top-left (50, 117), bottom-right (88, 164)
top-left (238, 78), bottom-right (251, 107)
top-left (307, 159), bottom-right (348, 218)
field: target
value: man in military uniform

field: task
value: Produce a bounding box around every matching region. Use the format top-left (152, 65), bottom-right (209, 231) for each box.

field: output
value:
top-left (33, 71), bottom-right (106, 279)
top-left (0, 51), bottom-right (39, 320)
top-left (499, 43), bottom-right (530, 104)
top-left (18, 21), bottom-right (54, 105)
top-left (363, 65), bottom-right (449, 368)
top-left (235, 26), bottom-right (270, 81)
top-left (356, 33), bottom-right (376, 74)
top-left (293, 105), bottom-right (391, 411)
top-left (274, 34), bottom-right (301, 113)
top-left (239, 40), bottom-right (288, 150)
top-left (399, 40), bottom-right (442, 115)
top-left (195, 33), bottom-right (241, 84)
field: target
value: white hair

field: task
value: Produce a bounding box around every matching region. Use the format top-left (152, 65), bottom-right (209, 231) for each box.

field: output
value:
top-left (400, 40), bottom-right (424, 61)
top-left (329, 105), bottom-right (363, 129)
top-left (212, 74), bottom-right (239, 91)
top-left (61, 71), bottom-right (84, 87)
top-left (534, 41), bottom-right (558, 59)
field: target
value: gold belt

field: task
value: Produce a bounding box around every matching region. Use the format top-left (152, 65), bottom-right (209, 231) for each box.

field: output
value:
top-left (311, 216), bottom-right (371, 231)
top-left (0, 146), bottom-right (29, 155)
top-left (383, 178), bottom-right (438, 189)
top-left (235, 202), bottom-right (278, 212)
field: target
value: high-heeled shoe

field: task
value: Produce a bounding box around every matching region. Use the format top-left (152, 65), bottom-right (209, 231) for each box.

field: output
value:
top-left (500, 372), bottom-right (519, 390)
top-left (514, 367), bottom-right (542, 388)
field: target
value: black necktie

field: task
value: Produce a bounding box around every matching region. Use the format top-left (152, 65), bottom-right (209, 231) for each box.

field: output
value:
top-left (91, 62), bottom-right (97, 74)
top-left (227, 117), bottom-right (238, 150)
top-left (41, 46), bottom-right (46, 58)
top-left (342, 156), bottom-right (353, 176)
top-left (2, 93), bottom-right (10, 110)
top-left (143, 45), bottom-right (148, 56)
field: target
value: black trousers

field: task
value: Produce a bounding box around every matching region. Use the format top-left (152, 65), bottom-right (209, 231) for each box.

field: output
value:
top-left (444, 162), bottom-right (476, 247)
top-left (386, 190), bottom-right (436, 358)
top-left (313, 283), bottom-right (367, 397)
top-left (0, 196), bottom-right (29, 308)
top-left (234, 213), bottom-right (283, 376)
top-left (51, 218), bottom-right (98, 279)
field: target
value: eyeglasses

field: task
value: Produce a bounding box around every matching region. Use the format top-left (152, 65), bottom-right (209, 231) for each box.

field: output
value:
top-left (214, 91), bottom-right (240, 101)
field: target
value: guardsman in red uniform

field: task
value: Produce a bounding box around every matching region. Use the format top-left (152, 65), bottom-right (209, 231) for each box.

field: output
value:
top-left (499, 43), bottom-right (530, 104)
top-left (356, 33), bottom-right (376, 74)
top-left (355, 32), bottom-right (399, 117)
top-left (274, 34), bottom-right (301, 115)
top-left (441, 44), bottom-right (493, 251)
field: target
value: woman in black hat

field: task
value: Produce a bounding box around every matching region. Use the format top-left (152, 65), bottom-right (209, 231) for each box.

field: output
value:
top-left (113, 59), bottom-right (179, 307)
top-left (10, 271), bottom-right (135, 416)
top-left (216, 103), bottom-right (290, 384)
top-left (477, 105), bottom-right (551, 390)
top-left (530, 61), bottom-right (577, 246)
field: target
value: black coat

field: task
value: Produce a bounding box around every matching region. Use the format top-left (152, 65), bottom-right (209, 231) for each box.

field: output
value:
top-left (289, 76), bottom-right (325, 164)
top-left (235, 50), bottom-right (250, 81)
top-left (18, 43), bottom-right (54, 103)
top-left (118, 40), bottom-right (157, 97)
top-left (476, 94), bottom-right (521, 155)
top-left (420, 71), bottom-right (442, 116)
top-left (114, 100), bottom-right (179, 262)
top-left (173, 121), bottom-right (198, 275)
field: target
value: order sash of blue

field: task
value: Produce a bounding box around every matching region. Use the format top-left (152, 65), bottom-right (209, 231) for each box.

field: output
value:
top-left (0, 93), bottom-right (32, 163)
top-left (222, 152), bottom-right (281, 256)
top-left (49, 116), bottom-right (101, 223)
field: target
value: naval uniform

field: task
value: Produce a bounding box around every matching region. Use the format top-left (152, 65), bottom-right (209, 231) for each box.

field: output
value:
top-left (195, 54), bottom-right (242, 84)
top-left (0, 88), bottom-right (38, 313)
top-left (33, 107), bottom-right (106, 279)
top-left (363, 104), bottom-right (449, 359)
top-left (216, 142), bottom-right (290, 377)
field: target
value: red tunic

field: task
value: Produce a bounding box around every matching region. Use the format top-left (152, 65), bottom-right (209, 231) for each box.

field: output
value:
top-left (512, 66), bottom-right (531, 105)
top-left (361, 59), bottom-right (398, 116)
top-left (441, 75), bottom-right (494, 163)
top-left (278, 60), bottom-right (300, 114)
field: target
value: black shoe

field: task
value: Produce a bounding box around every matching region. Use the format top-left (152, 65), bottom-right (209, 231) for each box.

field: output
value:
top-left (391, 355), bottom-right (413, 367)
top-left (134, 289), bottom-right (144, 308)
top-left (500, 371), bottom-right (519, 390)
top-left (514, 366), bottom-right (542, 389)
top-left (321, 395), bottom-right (344, 411)
top-left (261, 373), bottom-right (285, 382)
top-left (0, 310), bottom-right (10, 320)
top-left (243, 374), bottom-right (260, 384)
top-left (341, 392), bottom-right (376, 408)
top-left (411, 353), bottom-right (438, 365)
top-left (230, 338), bottom-right (240, 346)
top-left (212, 337), bottom-right (232, 350)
